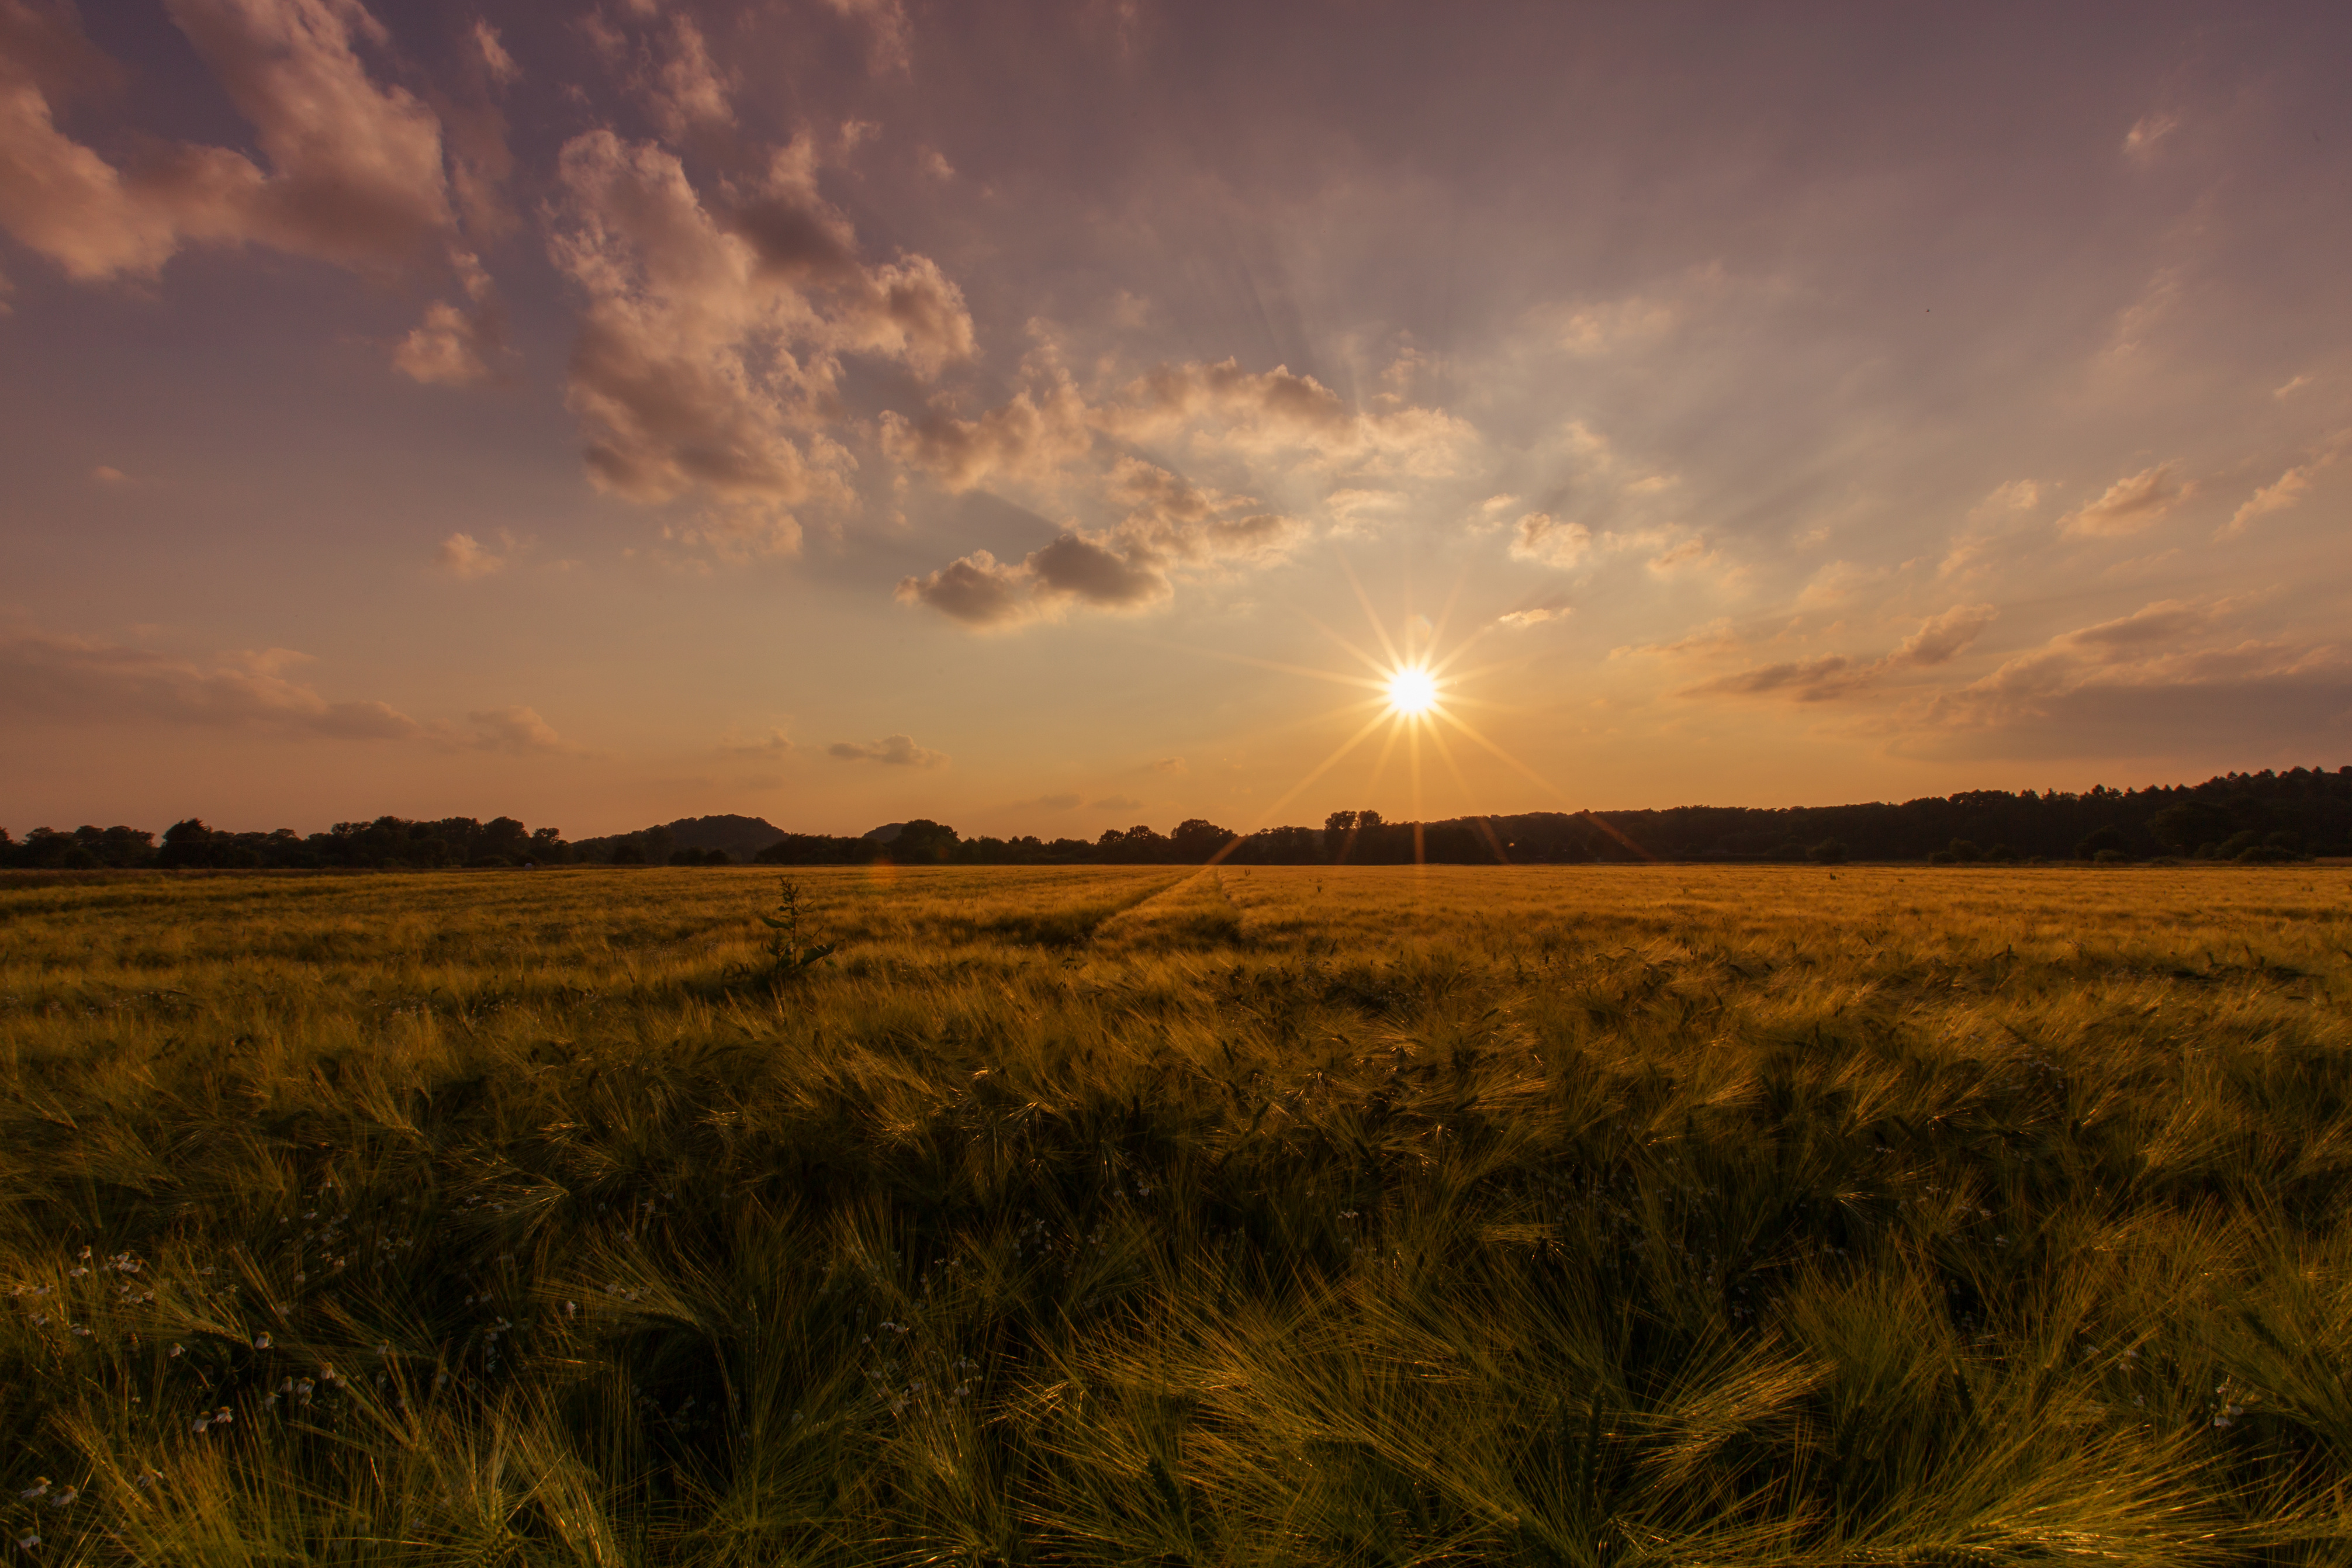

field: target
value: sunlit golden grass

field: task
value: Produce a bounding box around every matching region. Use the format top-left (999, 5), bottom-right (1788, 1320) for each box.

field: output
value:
top-left (4, 863), bottom-right (2351, 1565)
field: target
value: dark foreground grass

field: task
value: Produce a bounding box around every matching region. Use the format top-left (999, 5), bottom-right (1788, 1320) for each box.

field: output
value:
top-left (3, 863), bottom-right (2351, 1566)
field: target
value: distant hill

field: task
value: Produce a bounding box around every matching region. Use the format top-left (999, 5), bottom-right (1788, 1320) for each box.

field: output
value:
top-left (662, 815), bottom-right (788, 858)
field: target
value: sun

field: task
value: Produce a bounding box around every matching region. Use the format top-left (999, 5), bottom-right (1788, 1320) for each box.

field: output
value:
top-left (1159, 551), bottom-right (1576, 863)
top-left (1386, 665), bottom-right (1439, 716)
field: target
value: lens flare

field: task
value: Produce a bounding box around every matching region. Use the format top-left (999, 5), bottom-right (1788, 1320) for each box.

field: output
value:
top-left (1152, 551), bottom-right (1582, 868)
top-left (1386, 666), bottom-right (1438, 716)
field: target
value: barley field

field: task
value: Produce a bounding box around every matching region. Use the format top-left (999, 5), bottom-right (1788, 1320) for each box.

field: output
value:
top-left (4, 863), bottom-right (2351, 1566)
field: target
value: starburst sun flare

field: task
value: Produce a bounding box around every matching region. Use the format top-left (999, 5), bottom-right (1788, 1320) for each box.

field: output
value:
top-left (1162, 560), bottom-right (1580, 867)
top-left (1386, 666), bottom-right (1440, 716)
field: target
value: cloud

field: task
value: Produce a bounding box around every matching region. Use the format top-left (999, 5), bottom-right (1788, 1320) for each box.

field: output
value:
top-left (1885, 603), bottom-right (1998, 667)
top-left (0, 0), bottom-right (510, 385)
top-left (1029, 532), bottom-right (1170, 607)
top-left (2059, 463), bottom-right (2191, 537)
top-left (395, 300), bottom-right (497, 385)
top-left (1911, 598), bottom-right (2348, 747)
top-left (472, 19), bottom-right (517, 85)
top-left (2275, 373), bottom-right (2316, 400)
top-left (1150, 756), bottom-right (1186, 773)
top-left (828, 732), bottom-right (945, 767)
top-left (394, 251), bottom-right (504, 386)
top-left (1676, 604), bottom-right (1998, 701)
top-left (878, 367), bottom-right (1094, 493)
top-left (1681, 655), bottom-right (1864, 703)
top-left (898, 455), bottom-right (1302, 626)
top-left (643, 14), bottom-right (732, 139)
top-left (719, 726), bottom-right (793, 758)
top-left (1103, 455), bottom-right (1300, 565)
top-left (821, 0), bottom-right (912, 74)
top-left (1012, 791), bottom-right (1080, 811)
top-left (1498, 604), bottom-right (1572, 628)
top-left (1098, 358), bottom-right (1476, 477)
top-left (1647, 537), bottom-right (1713, 573)
top-left (1557, 293), bottom-right (1681, 356)
top-left (550, 133), bottom-right (824, 536)
top-left (2122, 112), bottom-right (2179, 158)
top-left (1545, 263), bottom-right (1726, 356)
top-left (1930, 600), bottom-right (2212, 714)
top-left (1499, 423), bottom-right (1682, 558)
top-left (1507, 511), bottom-right (1592, 569)
top-left (1939, 479), bottom-right (2045, 577)
top-left (1613, 617), bottom-right (1738, 660)
top-left (2105, 267), bottom-right (2184, 359)
top-left (1324, 487), bottom-right (1403, 534)
top-left (91, 464), bottom-right (131, 486)
top-left (1106, 357), bottom-right (1349, 439)
top-left (2060, 598), bottom-right (2216, 649)
top-left (550, 130), bottom-right (973, 548)
top-left (0, 632), bottom-right (421, 737)
top-left (1467, 493), bottom-right (1517, 531)
top-left (1089, 795), bottom-right (1143, 811)
top-left (888, 353), bottom-right (1470, 499)
top-left (438, 531), bottom-right (497, 577)
top-left (894, 549), bottom-right (1034, 626)
top-left (0, 7), bottom-right (189, 281)
top-left (887, 355), bottom-right (1465, 629)
top-left (465, 704), bottom-right (571, 753)
top-left (436, 528), bottom-right (525, 578)
top-left (2219, 451), bottom-right (2337, 538)
top-left (897, 533), bottom-right (1168, 626)
top-left (171, 0), bottom-right (454, 267)
top-left (1797, 558), bottom-right (1891, 608)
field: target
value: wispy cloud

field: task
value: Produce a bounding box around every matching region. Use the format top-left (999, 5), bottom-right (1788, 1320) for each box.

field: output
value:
top-left (2059, 464), bottom-right (2191, 537)
top-left (2218, 445), bottom-right (2340, 538)
top-left (437, 529), bottom-right (527, 579)
top-left (465, 705), bottom-right (575, 754)
top-left (828, 733), bottom-right (946, 767)
top-left (0, 633), bottom-right (420, 738)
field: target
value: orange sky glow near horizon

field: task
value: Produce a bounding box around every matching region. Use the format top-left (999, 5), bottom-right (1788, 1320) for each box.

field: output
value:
top-left (2, 1), bottom-right (2348, 840)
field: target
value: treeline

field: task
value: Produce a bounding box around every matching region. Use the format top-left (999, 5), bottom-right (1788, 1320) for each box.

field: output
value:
top-left (5, 766), bottom-right (2346, 872)
top-left (0, 816), bottom-right (566, 871)
top-left (1521, 763), bottom-right (2352, 866)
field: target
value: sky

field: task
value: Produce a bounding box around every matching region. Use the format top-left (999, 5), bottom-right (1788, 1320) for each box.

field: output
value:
top-left (3, 0), bottom-right (2349, 840)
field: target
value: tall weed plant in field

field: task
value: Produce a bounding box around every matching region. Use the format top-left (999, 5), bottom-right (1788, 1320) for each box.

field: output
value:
top-left (2, 863), bottom-right (2350, 1566)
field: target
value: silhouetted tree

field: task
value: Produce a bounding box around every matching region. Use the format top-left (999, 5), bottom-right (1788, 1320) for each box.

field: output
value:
top-left (2075, 825), bottom-right (2130, 861)
top-left (1170, 818), bottom-right (1236, 863)
top-left (2149, 799), bottom-right (2232, 855)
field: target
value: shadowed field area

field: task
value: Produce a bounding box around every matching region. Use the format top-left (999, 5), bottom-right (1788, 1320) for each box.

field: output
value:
top-left (5, 864), bottom-right (2352, 1566)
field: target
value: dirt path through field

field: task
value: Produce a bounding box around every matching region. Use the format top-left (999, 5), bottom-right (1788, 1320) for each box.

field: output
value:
top-left (1088, 866), bottom-right (1244, 951)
